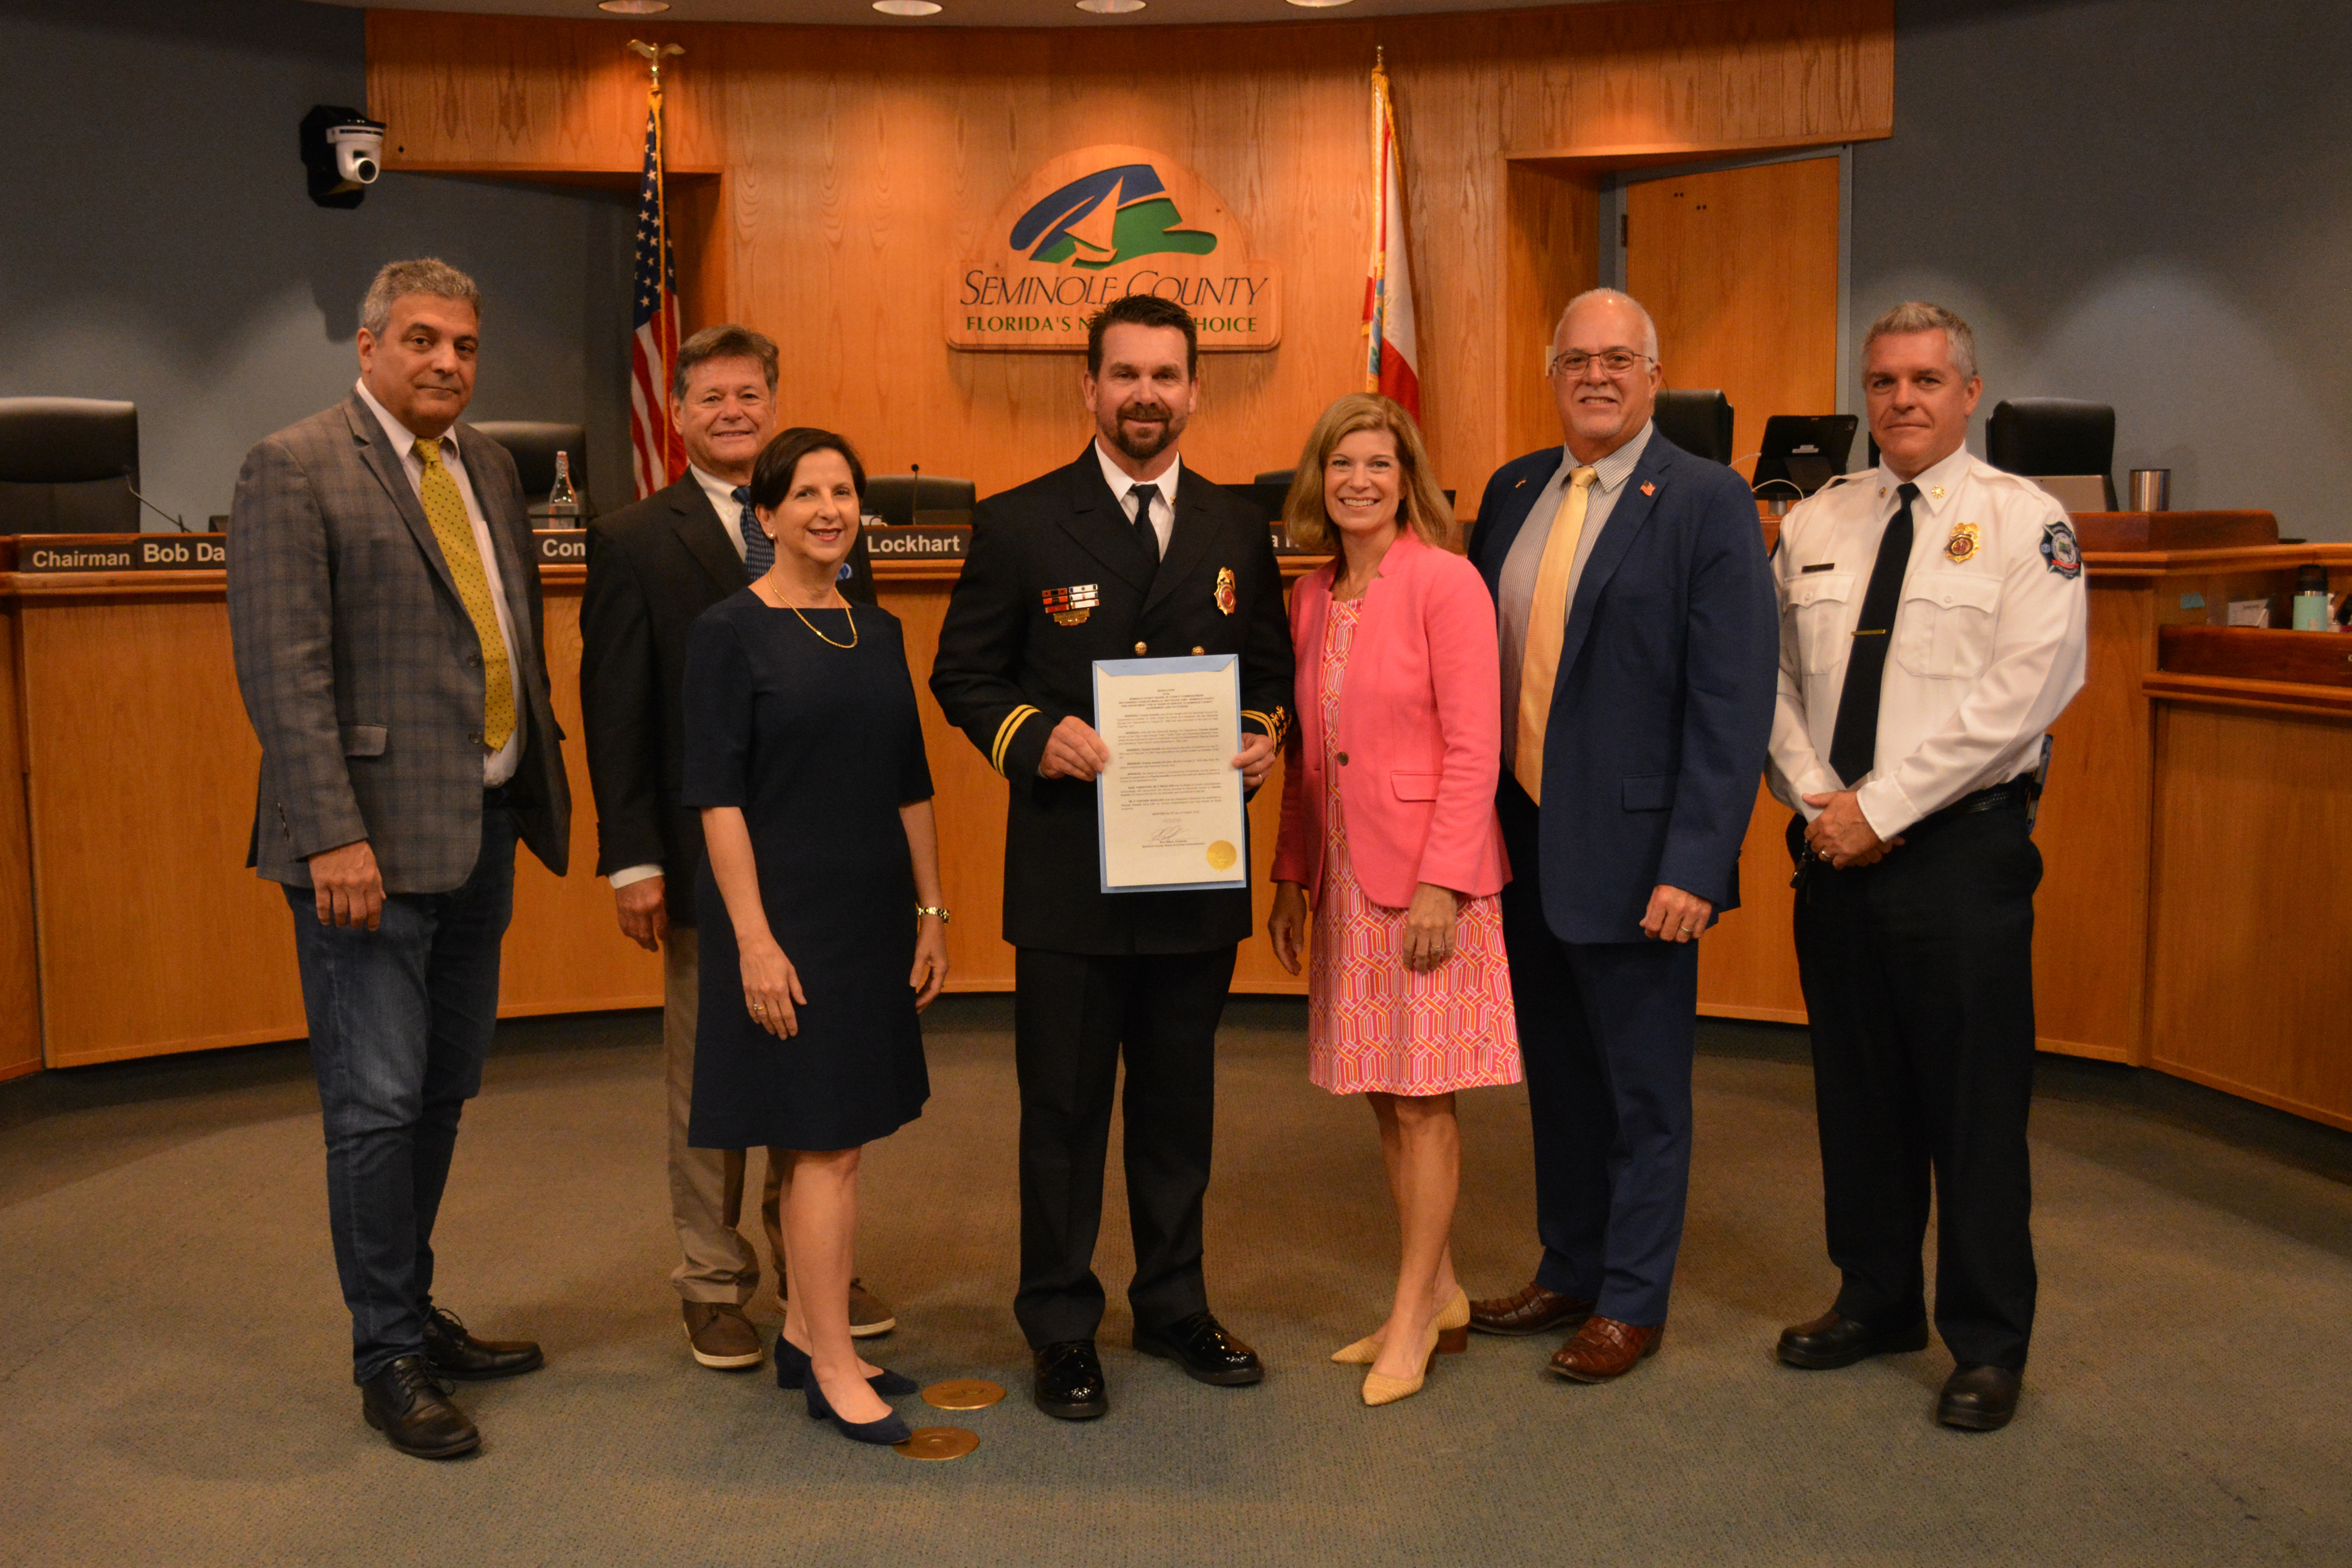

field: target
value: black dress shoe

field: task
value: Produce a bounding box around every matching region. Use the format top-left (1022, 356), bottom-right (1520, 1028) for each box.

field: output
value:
top-left (359, 1354), bottom-right (479, 1460)
top-left (1134, 1310), bottom-right (1264, 1387)
top-left (422, 1305), bottom-right (544, 1381)
top-left (1033, 1339), bottom-right (1108, 1420)
top-left (1937, 1364), bottom-right (2021, 1431)
top-left (1775, 1308), bottom-right (1931, 1370)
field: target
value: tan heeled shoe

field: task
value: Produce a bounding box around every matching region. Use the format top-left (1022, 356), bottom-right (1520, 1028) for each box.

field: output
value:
top-left (1334, 1287), bottom-right (1472, 1365)
top-left (1362, 1319), bottom-right (1442, 1407)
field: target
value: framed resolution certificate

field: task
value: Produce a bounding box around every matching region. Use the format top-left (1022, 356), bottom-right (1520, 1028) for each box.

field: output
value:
top-left (1093, 654), bottom-right (1249, 894)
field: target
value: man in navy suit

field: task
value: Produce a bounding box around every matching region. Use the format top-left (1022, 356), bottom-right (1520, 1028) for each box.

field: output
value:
top-left (1465, 288), bottom-right (1777, 1380)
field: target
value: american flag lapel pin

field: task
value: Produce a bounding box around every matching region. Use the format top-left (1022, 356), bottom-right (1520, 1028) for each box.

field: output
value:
top-left (1641, 481), bottom-right (1656, 497)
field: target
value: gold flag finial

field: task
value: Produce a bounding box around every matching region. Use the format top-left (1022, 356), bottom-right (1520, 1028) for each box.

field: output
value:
top-left (628, 38), bottom-right (684, 91)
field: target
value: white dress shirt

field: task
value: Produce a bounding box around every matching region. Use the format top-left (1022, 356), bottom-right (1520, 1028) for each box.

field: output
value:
top-left (1095, 439), bottom-right (1180, 557)
top-left (1765, 443), bottom-right (2088, 840)
top-left (1496, 421), bottom-right (1654, 768)
top-left (690, 464), bottom-right (752, 560)
top-left (353, 379), bottom-right (524, 788)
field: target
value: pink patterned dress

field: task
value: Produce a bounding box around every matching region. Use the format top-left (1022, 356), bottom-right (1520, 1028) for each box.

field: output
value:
top-left (1306, 598), bottom-right (1521, 1096)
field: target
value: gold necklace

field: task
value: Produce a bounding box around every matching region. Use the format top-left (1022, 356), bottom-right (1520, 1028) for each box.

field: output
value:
top-left (790, 603), bottom-right (857, 648)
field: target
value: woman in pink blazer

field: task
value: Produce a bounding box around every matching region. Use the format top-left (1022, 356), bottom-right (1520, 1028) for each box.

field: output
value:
top-left (1267, 394), bottom-right (1520, 1408)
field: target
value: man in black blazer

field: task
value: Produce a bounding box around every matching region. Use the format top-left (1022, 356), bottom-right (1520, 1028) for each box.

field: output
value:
top-left (931, 296), bottom-right (1293, 1420)
top-left (1464, 289), bottom-right (1777, 1381)
top-left (579, 325), bottom-right (880, 1373)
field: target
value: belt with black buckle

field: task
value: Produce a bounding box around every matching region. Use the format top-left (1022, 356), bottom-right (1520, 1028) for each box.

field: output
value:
top-left (1908, 775), bottom-right (2033, 835)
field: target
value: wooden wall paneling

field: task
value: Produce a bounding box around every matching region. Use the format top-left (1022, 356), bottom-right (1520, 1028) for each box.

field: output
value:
top-left (366, 2), bottom-right (1893, 525)
top-left (883, 577), bottom-right (1014, 991)
top-left (498, 579), bottom-right (664, 1015)
top-left (1503, 162), bottom-right (1601, 461)
top-left (670, 172), bottom-right (728, 337)
top-left (1496, 0), bottom-right (1894, 161)
top-left (1624, 156), bottom-right (1842, 467)
top-left (18, 590), bottom-right (307, 1066)
top-left (2031, 572), bottom-right (2155, 1062)
top-left (2146, 701), bottom-right (2352, 1131)
top-left (0, 602), bottom-right (39, 1080)
top-left (1695, 783), bottom-right (1807, 1023)
top-left (365, 11), bottom-right (726, 174)
top-left (1383, 15), bottom-right (1508, 511)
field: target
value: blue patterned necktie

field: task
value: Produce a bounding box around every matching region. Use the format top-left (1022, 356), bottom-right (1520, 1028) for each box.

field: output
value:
top-left (735, 485), bottom-right (773, 580)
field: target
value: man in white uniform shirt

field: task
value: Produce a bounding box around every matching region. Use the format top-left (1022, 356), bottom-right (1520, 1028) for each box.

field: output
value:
top-left (580, 325), bottom-right (889, 1374)
top-left (1765, 301), bottom-right (2087, 1432)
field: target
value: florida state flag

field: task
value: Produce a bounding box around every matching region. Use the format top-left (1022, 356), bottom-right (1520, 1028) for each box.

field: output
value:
top-left (1362, 52), bottom-right (1422, 417)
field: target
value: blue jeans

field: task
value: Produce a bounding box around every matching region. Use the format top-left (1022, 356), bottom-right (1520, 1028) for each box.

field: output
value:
top-left (285, 805), bottom-right (517, 1381)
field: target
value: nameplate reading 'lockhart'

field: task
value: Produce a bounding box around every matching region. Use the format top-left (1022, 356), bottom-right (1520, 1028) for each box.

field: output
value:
top-left (951, 145), bottom-right (1281, 353)
top-left (862, 526), bottom-right (970, 560)
top-left (15, 534), bottom-right (228, 573)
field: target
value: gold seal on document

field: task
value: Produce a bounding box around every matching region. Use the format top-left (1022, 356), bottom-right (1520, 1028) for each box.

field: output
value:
top-left (1206, 840), bottom-right (1238, 871)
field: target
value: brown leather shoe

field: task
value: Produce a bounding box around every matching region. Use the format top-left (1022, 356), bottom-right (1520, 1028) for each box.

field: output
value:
top-left (1548, 1316), bottom-right (1664, 1382)
top-left (1469, 1281), bottom-right (1595, 1337)
top-left (682, 1301), bottom-right (764, 1370)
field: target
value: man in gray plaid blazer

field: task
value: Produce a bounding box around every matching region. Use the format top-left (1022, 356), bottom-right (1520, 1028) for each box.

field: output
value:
top-left (227, 258), bottom-right (570, 1461)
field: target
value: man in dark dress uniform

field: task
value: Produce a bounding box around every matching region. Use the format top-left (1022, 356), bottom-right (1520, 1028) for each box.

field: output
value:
top-left (931, 295), bottom-right (1293, 1420)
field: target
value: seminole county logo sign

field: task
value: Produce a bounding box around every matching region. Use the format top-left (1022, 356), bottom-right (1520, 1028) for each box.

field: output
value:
top-left (950, 145), bottom-right (1281, 352)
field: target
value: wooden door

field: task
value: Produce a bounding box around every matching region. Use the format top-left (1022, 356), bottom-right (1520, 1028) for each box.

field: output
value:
top-left (1625, 156), bottom-right (1841, 1024)
top-left (1626, 157), bottom-right (1841, 472)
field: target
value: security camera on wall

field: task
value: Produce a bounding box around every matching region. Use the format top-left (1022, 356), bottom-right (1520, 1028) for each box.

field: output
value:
top-left (300, 105), bottom-right (388, 209)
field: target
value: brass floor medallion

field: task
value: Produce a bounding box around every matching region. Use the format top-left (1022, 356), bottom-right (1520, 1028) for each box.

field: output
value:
top-left (922, 1378), bottom-right (1007, 1410)
top-left (895, 1425), bottom-right (980, 1461)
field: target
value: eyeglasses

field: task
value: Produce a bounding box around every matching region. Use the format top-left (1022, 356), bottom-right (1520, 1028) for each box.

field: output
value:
top-left (1548, 349), bottom-right (1654, 379)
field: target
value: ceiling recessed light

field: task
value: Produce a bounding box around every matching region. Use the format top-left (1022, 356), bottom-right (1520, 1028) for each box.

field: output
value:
top-left (873, 0), bottom-right (944, 12)
top-left (597, 1), bottom-right (671, 14)
top-left (1076, 0), bottom-right (1146, 13)
top-left (1287, 0), bottom-right (1355, 6)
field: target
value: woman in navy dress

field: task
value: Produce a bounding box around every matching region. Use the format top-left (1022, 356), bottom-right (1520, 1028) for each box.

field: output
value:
top-left (682, 428), bottom-right (949, 1446)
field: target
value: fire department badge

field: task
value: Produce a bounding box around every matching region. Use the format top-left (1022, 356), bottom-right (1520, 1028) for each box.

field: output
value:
top-left (1944, 521), bottom-right (1980, 564)
top-left (1214, 566), bottom-right (1237, 616)
top-left (2039, 520), bottom-right (2082, 579)
top-left (1041, 583), bottom-right (1100, 626)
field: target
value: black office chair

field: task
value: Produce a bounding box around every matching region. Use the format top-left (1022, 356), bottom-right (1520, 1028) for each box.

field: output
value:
top-left (1254, 468), bottom-right (1297, 488)
top-left (472, 421), bottom-right (588, 513)
top-left (0, 397), bottom-right (141, 534)
top-left (1654, 389), bottom-right (1735, 465)
top-left (1987, 398), bottom-right (2116, 509)
top-left (864, 474), bottom-right (976, 526)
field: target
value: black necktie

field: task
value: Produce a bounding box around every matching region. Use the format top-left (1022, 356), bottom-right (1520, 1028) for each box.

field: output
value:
top-left (735, 485), bottom-right (772, 581)
top-left (1828, 481), bottom-right (1919, 788)
top-left (1129, 482), bottom-right (1161, 568)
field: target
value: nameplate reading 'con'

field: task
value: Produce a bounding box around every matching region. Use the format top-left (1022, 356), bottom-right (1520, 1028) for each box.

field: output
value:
top-left (534, 528), bottom-right (587, 563)
top-left (14, 534), bottom-right (229, 573)
top-left (863, 526), bottom-right (970, 560)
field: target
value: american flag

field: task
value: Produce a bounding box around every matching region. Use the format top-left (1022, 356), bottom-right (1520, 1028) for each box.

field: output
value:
top-left (629, 90), bottom-right (685, 499)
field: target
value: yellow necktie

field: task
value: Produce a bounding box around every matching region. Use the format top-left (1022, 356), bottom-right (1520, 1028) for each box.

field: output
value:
top-left (414, 439), bottom-right (515, 753)
top-left (1513, 466), bottom-right (1598, 804)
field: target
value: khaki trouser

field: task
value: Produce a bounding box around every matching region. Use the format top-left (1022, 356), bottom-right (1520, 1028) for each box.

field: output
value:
top-left (666, 927), bottom-right (786, 1303)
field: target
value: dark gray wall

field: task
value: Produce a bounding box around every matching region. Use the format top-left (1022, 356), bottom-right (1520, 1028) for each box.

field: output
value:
top-left (1853, 0), bottom-right (2352, 536)
top-left (0, 0), bottom-right (633, 527)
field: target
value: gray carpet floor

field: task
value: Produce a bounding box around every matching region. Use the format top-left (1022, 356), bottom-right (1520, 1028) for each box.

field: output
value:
top-left (3, 998), bottom-right (2349, 1567)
